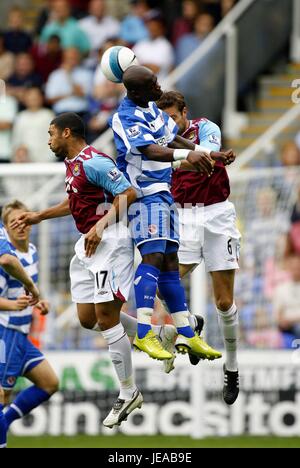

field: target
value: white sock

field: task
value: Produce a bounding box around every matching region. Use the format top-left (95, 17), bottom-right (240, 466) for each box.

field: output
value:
top-left (101, 323), bottom-right (137, 400)
top-left (119, 312), bottom-right (138, 337)
top-left (188, 314), bottom-right (197, 330)
top-left (156, 296), bottom-right (196, 331)
top-left (217, 303), bottom-right (239, 372)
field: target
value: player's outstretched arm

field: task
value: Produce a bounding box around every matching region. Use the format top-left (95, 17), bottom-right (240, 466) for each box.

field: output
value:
top-left (138, 144), bottom-right (214, 175)
top-left (11, 198), bottom-right (71, 230)
top-left (84, 187), bottom-right (137, 258)
top-left (0, 255), bottom-right (40, 305)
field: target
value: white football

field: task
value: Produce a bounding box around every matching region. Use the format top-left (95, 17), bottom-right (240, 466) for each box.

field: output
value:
top-left (100, 46), bottom-right (139, 83)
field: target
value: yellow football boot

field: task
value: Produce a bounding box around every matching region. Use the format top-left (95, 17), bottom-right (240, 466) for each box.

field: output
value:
top-left (133, 329), bottom-right (173, 360)
top-left (175, 334), bottom-right (222, 361)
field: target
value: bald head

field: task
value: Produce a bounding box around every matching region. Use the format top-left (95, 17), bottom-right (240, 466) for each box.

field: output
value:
top-left (123, 66), bottom-right (163, 106)
top-left (123, 66), bottom-right (154, 91)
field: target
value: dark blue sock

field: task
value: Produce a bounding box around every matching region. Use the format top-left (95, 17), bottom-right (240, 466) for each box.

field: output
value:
top-left (5, 386), bottom-right (51, 428)
top-left (0, 404), bottom-right (7, 448)
top-left (134, 263), bottom-right (160, 338)
top-left (158, 271), bottom-right (194, 338)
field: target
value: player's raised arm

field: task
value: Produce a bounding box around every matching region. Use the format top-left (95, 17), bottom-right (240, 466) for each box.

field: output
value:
top-left (11, 198), bottom-right (71, 230)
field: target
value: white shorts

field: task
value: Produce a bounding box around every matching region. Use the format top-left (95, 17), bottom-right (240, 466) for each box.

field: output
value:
top-left (70, 223), bottom-right (134, 304)
top-left (178, 201), bottom-right (241, 272)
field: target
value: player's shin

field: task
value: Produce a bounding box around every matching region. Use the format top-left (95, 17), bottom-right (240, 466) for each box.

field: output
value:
top-left (134, 264), bottom-right (160, 338)
top-left (217, 303), bottom-right (239, 372)
top-left (4, 387), bottom-right (51, 428)
top-left (101, 323), bottom-right (137, 400)
top-left (158, 271), bottom-right (194, 337)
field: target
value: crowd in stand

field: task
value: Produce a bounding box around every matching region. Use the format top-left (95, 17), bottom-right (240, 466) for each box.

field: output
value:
top-left (0, 0), bottom-right (238, 163)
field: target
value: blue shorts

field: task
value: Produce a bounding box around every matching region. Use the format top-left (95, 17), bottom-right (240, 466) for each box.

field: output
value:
top-left (0, 325), bottom-right (45, 390)
top-left (128, 192), bottom-right (180, 254)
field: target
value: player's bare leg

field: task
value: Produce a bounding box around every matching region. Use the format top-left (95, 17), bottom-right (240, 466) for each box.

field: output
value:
top-left (211, 269), bottom-right (239, 405)
top-left (25, 360), bottom-right (59, 395)
top-left (3, 360), bottom-right (59, 432)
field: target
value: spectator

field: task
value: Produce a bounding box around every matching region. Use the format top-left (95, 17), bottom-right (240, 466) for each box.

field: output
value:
top-left (3, 6), bottom-right (32, 54)
top-left (133, 11), bottom-right (174, 81)
top-left (0, 94), bottom-right (18, 163)
top-left (12, 87), bottom-right (55, 163)
top-left (274, 255), bottom-right (300, 344)
top-left (40, 0), bottom-right (90, 55)
top-left (0, 32), bottom-right (15, 81)
top-left (176, 12), bottom-right (215, 64)
top-left (79, 0), bottom-right (120, 63)
top-left (31, 34), bottom-right (62, 83)
top-left (45, 47), bottom-right (93, 115)
top-left (120, 0), bottom-right (150, 46)
top-left (7, 53), bottom-right (43, 108)
top-left (171, 0), bottom-right (200, 46)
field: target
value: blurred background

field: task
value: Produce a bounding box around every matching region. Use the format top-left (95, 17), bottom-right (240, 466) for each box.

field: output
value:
top-left (0, 0), bottom-right (300, 448)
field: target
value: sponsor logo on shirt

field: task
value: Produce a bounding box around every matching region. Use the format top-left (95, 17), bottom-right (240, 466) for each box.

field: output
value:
top-left (126, 125), bottom-right (141, 139)
top-left (108, 168), bottom-right (122, 182)
top-left (156, 136), bottom-right (167, 146)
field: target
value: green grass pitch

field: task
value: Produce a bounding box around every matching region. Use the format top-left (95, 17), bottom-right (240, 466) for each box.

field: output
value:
top-left (8, 435), bottom-right (300, 448)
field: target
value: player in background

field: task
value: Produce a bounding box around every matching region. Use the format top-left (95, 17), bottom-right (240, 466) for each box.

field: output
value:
top-left (110, 65), bottom-right (233, 363)
top-left (0, 216), bottom-right (40, 448)
top-left (0, 201), bottom-right (58, 448)
top-left (157, 91), bottom-right (240, 404)
top-left (14, 113), bottom-right (144, 428)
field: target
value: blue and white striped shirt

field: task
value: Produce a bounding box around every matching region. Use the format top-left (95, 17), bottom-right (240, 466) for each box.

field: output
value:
top-left (0, 243), bottom-right (38, 334)
top-left (110, 97), bottom-right (178, 199)
top-left (0, 222), bottom-right (15, 257)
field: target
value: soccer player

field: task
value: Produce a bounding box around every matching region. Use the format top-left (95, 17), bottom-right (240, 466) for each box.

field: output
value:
top-left (0, 200), bottom-right (58, 448)
top-left (0, 217), bottom-right (40, 449)
top-left (13, 112), bottom-right (143, 428)
top-left (157, 91), bottom-right (241, 404)
top-left (110, 65), bottom-right (231, 363)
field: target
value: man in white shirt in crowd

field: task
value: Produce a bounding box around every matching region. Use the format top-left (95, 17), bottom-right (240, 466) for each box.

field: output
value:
top-left (79, 0), bottom-right (120, 67)
top-left (12, 87), bottom-right (55, 163)
top-left (133, 11), bottom-right (174, 81)
top-left (45, 47), bottom-right (93, 116)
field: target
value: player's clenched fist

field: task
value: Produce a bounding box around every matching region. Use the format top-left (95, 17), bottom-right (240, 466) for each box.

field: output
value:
top-left (211, 149), bottom-right (236, 166)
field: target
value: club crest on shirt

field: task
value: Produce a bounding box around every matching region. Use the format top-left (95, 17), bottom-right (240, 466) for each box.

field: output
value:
top-left (126, 125), bottom-right (141, 139)
top-left (187, 130), bottom-right (197, 141)
top-left (7, 376), bottom-right (16, 386)
top-left (108, 168), bottom-right (122, 182)
top-left (73, 163), bottom-right (81, 176)
top-left (148, 224), bottom-right (158, 235)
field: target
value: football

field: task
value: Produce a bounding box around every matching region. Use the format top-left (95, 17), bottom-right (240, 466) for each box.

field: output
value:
top-left (100, 46), bottom-right (139, 83)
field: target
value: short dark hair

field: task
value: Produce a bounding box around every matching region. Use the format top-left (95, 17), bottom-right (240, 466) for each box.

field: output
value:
top-left (50, 113), bottom-right (86, 139)
top-left (156, 91), bottom-right (186, 113)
